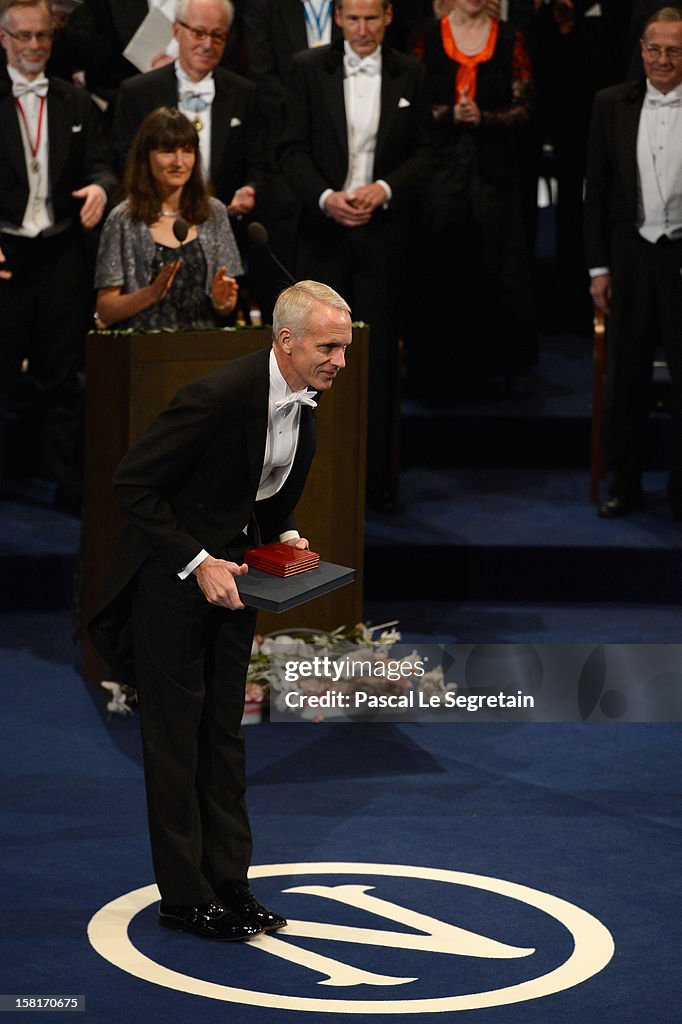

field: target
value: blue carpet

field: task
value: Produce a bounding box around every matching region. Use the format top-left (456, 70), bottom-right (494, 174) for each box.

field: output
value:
top-left (1, 611), bottom-right (680, 1023)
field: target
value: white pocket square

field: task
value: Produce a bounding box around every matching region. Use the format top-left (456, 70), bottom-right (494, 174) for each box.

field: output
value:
top-left (71, 123), bottom-right (83, 133)
top-left (230, 116), bottom-right (242, 127)
top-left (398, 97), bottom-right (410, 109)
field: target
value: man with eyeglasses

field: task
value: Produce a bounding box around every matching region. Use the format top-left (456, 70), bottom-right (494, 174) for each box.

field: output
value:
top-left (585, 6), bottom-right (682, 522)
top-left (111, 0), bottom-right (265, 321)
top-left (0, 0), bottom-right (115, 512)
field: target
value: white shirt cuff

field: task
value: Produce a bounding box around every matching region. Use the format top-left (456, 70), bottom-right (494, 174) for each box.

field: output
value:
top-left (376, 179), bottom-right (391, 206)
top-left (279, 530), bottom-right (300, 543)
top-left (589, 267), bottom-right (610, 278)
top-left (319, 188), bottom-right (333, 214)
top-left (178, 549), bottom-right (209, 579)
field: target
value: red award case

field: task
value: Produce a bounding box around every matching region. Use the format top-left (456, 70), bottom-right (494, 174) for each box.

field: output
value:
top-left (244, 542), bottom-right (321, 577)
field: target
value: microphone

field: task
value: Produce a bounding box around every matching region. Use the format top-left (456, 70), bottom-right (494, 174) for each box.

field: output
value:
top-left (172, 218), bottom-right (189, 245)
top-left (247, 221), bottom-right (296, 285)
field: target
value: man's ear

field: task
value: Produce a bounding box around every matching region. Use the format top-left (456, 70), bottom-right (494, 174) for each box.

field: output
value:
top-left (279, 329), bottom-right (293, 353)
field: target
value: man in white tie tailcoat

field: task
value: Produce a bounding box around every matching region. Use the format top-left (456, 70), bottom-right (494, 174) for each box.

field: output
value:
top-left (0, 0), bottom-right (115, 512)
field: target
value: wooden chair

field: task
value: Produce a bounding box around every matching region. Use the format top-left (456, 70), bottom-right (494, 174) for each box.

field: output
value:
top-left (590, 307), bottom-right (607, 503)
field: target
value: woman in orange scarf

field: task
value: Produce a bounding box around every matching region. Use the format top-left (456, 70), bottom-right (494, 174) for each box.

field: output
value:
top-left (416, 0), bottom-right (537, 401)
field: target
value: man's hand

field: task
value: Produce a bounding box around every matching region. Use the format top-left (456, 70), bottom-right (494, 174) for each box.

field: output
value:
top-left (227, 185), bottom-right (256, 217)
top-left (283, 536), bottom-right (310, 550)
top-left (193, 555), bottom-right (249, 609)
top-left (72, 184), bottom-right (106, 229)
top-left (349, 182), bottom-right (388, 214)
top-left (150, 52), bottom-right (174, 69)
top-left (590, 273), bottom-right (612, 316)
top-left (324, 191), bottom-right (373, 227)
top-left (0, 244), bottom-right (11, 281)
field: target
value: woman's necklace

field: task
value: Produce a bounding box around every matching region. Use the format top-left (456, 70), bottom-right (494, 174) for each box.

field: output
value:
top-left (159, 209), bottom-right (181, 217)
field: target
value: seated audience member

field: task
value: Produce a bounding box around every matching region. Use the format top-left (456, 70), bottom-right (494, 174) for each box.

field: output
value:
top-left (94, 106), bottom-right (241, 330)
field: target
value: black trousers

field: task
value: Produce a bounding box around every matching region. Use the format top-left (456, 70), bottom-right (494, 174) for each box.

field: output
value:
top-left (132, 553), bottom-right (258, 905)
top-left (0, 228), bottom-right (89, 501)
top-left (606, 232), bottom-right (682, 498)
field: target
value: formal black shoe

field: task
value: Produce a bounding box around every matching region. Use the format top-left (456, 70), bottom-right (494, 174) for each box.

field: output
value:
top-left (220, 883), bottom-right (287, 933)
top-left (158, 899), bottom-right (262, 941)
top-left (597, 494), bottom-right (643, 519)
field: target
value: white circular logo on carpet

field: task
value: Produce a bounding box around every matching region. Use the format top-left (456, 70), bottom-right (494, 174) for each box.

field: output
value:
top-left (87, 861), bottom-right (614, 1013)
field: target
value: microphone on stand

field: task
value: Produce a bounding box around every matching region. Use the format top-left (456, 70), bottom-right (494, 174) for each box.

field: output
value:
top-left (247, 221), bottom-right (296, 285)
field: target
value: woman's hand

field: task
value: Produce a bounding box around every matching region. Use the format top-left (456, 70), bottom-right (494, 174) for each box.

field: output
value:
top-left (454, 93), bottom-right (481, 127)
top-left (211, 266), bottom-right (239, 316)
top-left (150, 260), bottom-right (181, 302)
top-left (95, 260), bottom-right (180, 329)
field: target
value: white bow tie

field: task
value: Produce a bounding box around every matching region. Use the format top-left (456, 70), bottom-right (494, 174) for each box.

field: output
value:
top-left (344, 53), bottom-right (381, 78)
top-left (12, 76), bottom-right (49, 99)
top-left (274, 390), bottom-right (318, 412)
top-left (647, 91), bottom-right (681, 108)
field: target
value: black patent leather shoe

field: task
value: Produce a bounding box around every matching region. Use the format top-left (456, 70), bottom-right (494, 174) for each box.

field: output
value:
top-left (159, 899), bottom-right (262, 941)
top-left (597, 494), bottom-right (643, 519)
top-left (220, 883), bottom-right (287, 932)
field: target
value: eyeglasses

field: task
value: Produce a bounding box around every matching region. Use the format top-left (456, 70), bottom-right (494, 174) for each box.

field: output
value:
top-left (642, 43), bottom-right (682, 61)
top-left (1, 27), bottom-right (54, 42)
top-left (176, 20), bottom-right (228, 45)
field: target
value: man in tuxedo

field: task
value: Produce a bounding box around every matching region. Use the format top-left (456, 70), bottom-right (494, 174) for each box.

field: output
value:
top-left (0, 0), bottom-right (115, 511)
top-left (584, 6), bottom-right (682, 519)
top-left (242, 0), bottom-right (343, 314)
top-left (90, 280), bottom-right (352, 941)
top-left (111, 0), bottom-right (265, 318)
top-left (66, 0), bottom-right (246, 121)
top-left (278, 0), bottom-right (435, 512)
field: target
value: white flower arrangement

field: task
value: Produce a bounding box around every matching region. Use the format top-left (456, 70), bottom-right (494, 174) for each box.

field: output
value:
top-left (249, 622), bottom-right (453, 723)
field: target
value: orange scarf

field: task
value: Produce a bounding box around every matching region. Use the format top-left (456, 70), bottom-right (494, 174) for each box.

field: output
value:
top-left (440, 16), bottom-right (499, 102)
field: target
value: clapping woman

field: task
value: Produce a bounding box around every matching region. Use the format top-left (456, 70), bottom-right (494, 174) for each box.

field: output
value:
top-left (94, 106), bottom-right (241, 330)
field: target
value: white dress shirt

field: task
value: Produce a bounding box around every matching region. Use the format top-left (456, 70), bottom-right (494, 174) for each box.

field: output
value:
top-left (637, 80), bottom-right (682, 242)
top-left (4, 67), bottom-right (52, 236)
top-left (319, 42), bottom-right (391, 211)
top-left (176, 61), bottom-right (215, 178)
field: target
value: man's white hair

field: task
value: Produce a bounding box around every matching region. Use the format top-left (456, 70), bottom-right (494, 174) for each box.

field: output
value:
top-left (175, 0), bottom-right (234, 24)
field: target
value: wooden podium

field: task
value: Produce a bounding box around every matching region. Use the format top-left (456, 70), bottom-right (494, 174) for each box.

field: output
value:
top-left (80, 326), bottom-right (368, 685)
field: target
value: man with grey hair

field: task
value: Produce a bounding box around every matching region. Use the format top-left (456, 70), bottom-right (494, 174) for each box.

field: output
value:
top-left (0, 0), bottom-right (115, 511)
top-left (585, 6), bottom-right (682, 521)
top-left (90, 280), bottom-right (352, 941)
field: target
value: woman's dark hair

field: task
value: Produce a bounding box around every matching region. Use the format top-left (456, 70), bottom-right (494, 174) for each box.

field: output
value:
top-left (122, 106), bottom-right (212, 225)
